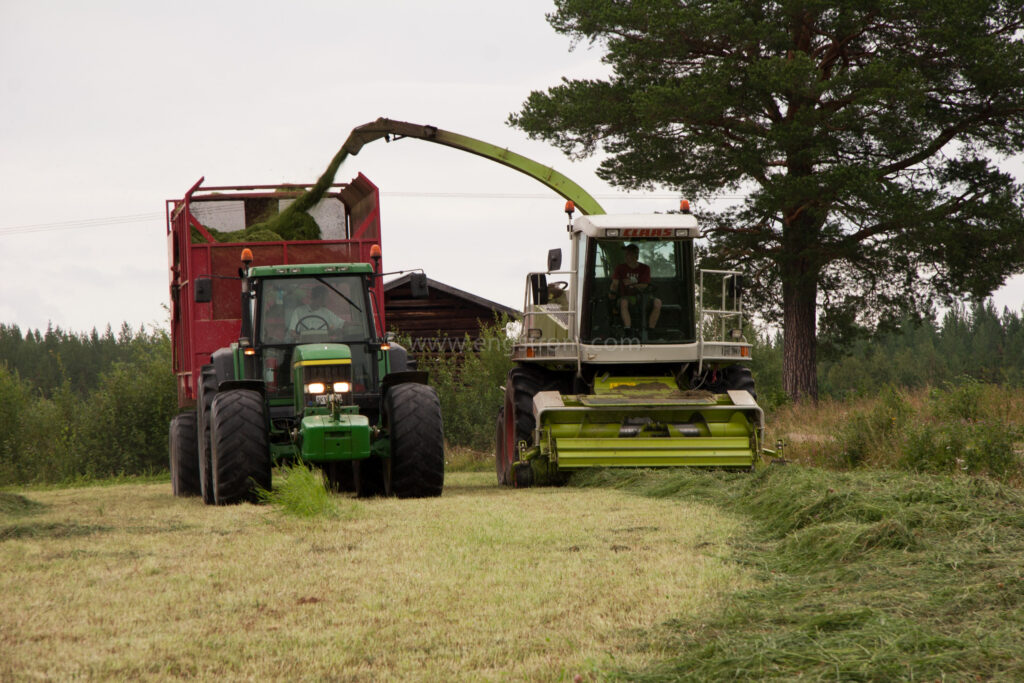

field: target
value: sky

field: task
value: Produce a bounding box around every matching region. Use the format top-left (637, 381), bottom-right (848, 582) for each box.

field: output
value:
top-left (1, 0), bottom-right (1022, 336)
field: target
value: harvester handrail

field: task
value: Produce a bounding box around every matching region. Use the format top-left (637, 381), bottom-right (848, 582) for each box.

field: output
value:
top-left (697, 267), bottom-right (748, 373)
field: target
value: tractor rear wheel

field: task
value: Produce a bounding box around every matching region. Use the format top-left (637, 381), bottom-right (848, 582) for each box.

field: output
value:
top-left (169, 411), bottom-right (200, 497)
top-left (387, 382), bottom-right (444, 498)
top-left (196, 365), bottom-right (218, 505)
top-left (210, 389), bottom-right (271, 505)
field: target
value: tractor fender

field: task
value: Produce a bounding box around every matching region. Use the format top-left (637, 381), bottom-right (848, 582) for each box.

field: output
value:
top-left (380, 371), bottom-right (429, 400)
top-left (218, 379), bottom-right (265, 396)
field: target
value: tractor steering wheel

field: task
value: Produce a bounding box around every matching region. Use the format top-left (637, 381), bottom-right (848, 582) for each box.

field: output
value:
top-left (295, 314), bottom-right (329, 332)
top-left (548, 281), bottom-right (569, 293)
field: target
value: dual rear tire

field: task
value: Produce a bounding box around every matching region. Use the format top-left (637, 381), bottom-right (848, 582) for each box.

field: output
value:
top-left (169, 411), bottom-right (200, 497)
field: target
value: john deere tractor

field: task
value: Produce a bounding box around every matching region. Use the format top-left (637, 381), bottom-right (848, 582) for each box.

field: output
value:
top-left (170, 252), bottom-right (444, 504)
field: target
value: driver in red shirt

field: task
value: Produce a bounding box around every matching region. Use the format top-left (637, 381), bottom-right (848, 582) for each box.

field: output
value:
top-left (609, 243), bottom-right (661, 332)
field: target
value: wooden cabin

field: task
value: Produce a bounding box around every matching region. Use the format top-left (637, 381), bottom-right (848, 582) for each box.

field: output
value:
top-left (383, 275), bottom-right (519, 357)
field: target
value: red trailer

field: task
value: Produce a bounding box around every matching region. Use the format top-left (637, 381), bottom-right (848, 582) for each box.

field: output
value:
top-left (165, 174), bottom-right (385, 408)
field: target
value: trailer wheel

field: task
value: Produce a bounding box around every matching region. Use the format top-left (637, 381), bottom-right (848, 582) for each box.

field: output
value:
top-left (169, 411), bottom-right (200, 497)
top-left (322, 461), bottom-right (356, 493)
top-left (387, 382), bottom-right (444, 498)
top-left (355, 456), bottom-right (389, 498)
top-left (210, 389), bottom-right (271, 505)
top-left (196, 365), bottom-right (218, 505)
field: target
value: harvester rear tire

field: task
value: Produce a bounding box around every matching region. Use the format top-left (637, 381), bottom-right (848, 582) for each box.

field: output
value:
top-left (724, 365), bottom-right (757, 399)
top-left (210, 389), bottom-right (271, 505)
top-left (387, 382), bottom-right (444, 498)
top-left (702, 364), bottom-right (757, 399)
top-left (196, 365), bottom-right (218, 505)
top-left (169, 411), bottom-right (200, 497)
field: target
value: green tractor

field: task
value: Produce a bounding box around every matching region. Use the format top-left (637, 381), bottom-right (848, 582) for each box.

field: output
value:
top-left (170, 254), bottom-right (443, 504)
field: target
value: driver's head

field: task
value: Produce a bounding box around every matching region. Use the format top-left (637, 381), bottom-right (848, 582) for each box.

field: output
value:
top-left (310, 285), bottom-right (327, 305)
top-left (624, 243), bottom-right (640, 263)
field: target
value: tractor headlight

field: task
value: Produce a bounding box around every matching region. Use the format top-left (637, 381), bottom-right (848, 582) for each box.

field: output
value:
top-left (332, 381), bottom-right (351, 393)
top-left (305, 382), bottom-right (327, 394)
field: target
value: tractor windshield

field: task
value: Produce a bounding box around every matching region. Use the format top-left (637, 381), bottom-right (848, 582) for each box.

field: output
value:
top-left (580, 238), bottom-right (696, 344)
top-left (255, 274), bottom-right (377, 398)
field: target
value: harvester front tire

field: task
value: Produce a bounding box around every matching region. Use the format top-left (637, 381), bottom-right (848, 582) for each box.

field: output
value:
top-left (196, 365), bottom-right (218, 505)
top-left (387, 382), bottom-right (444, 498)
top-left (169, 411), bottom-right (200, 497)
top-left (498, 366), bottom-right (564, 487)
top-left (210, 389), bottom-right (271, 505)
top-left (495, 407), bottom-right (510, 486)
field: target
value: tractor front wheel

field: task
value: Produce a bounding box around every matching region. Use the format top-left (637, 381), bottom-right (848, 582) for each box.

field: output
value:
top-left (387, 382), bottom-right (444, 498)
top-left (169, 411), bottom-right (199, 497)
top-left (210, 389), bottom-right (271, 505)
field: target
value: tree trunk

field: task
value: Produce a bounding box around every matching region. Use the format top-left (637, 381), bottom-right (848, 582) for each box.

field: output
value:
top-left (781, 273), bottom-right (818, 402)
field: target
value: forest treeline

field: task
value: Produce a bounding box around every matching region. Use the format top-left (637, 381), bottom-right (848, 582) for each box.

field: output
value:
top-left (0, 323), bottom-right (176, 485)
top-left (1, 300), bottom-right (1022, 485)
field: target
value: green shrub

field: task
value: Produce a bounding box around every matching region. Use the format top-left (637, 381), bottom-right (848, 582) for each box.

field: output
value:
top-left (901, 420), bottom-right (1019, 479)
top-left (929, 376), bottom-right (985, 422)
top-left (835, 386), bottom-right (911, 467)
top-left (416, 319), bottom-right (514, 452)
top-left (257, 463), bottom-right (353, 518)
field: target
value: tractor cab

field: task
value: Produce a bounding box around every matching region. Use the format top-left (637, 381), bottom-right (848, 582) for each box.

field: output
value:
top-left (249, 267), bottom-right (380, 402)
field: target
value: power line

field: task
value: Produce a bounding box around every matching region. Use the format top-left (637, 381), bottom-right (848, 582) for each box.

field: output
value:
top-left (0, 192), bottom-right (749, 237)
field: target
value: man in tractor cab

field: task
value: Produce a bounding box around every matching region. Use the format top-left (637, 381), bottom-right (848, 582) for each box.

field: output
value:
top-left (609, 243), bottom-right (662, 333)
top-left (288, 284), bottom-right (346, 337)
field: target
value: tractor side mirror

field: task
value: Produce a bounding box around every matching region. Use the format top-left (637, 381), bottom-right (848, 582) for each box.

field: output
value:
top-left (194, 277), bottom-right (212, 303)
top-left (530, 273), bottom-right (549, 305)
top-left (409, 273), bottom-right (429, 299)
top-left (547, 248), bottom-right (562, 272)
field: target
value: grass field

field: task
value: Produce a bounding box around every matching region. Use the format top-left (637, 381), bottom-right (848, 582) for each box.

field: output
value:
top-left (0, 472), bottom-right (750, 681)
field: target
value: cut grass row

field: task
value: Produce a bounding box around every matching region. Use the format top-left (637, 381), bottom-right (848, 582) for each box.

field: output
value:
top-left (573, 466), bottom-right (1024, 681)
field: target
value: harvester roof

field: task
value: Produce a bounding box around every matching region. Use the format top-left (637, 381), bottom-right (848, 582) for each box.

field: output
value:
top-left (574, 213), bottom-right (699, 239)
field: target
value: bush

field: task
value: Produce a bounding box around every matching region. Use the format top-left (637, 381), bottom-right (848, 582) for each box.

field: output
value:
top-left (416, 320), bottom-right (514, 452)
top-left (834, 386), bottom-right (911, 468)
top-left (901, 420), bottom-right (1019, 479)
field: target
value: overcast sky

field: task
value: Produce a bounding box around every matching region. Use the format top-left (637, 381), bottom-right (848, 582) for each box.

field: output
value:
top-left (1, 0), bottom-right (1021, 335)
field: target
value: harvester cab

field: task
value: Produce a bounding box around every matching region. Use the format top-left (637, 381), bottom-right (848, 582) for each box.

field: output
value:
top-left (497, 204), bottom-right (764, 487)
